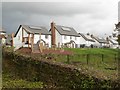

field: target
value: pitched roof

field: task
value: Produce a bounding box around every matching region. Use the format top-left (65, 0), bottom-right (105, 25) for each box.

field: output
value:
top-left (54, 25), bottom-right (80, 37)
top-left (0, 34), bottom-right (6, 39)
top-left (92, 36), bottom-right (107, 43)
top-left (108, 38), bottom-right (118, 44)
top-left (79, 33), bottom-right (95, 42)
top-left (0, 29), bottom-right (6, 33)
top-left (15, 25), bottom-right (51, 37)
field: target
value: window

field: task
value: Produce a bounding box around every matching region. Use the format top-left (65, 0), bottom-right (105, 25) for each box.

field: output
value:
top-left (18, 36), bottom-right (20, 40)
top-left (112, 33), bottom-right (116, 37)
top-left (46, 43), bottom-right (49, 47)
top-left (64, 35), bottom-right (67, 39)
top-left (75, 37), bottom-right (77, 40)
top-left (45, 35), bottom-right (48, 39)
top-left (25, 38), bottom-right (28, 44)
top-left (61, 27), bottom-right (71, 31)
top-left (70, 36), bottom-right (72, 39)
top-left (29, 26), bottom-right (42, 30)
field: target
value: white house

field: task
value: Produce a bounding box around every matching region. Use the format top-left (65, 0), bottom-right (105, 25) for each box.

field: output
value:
top-left (78, 33), bottom-right (95, 48)
top-left (0, 29), bottom-right (6, 45)
top-left (13, 25), bottom-right (51, 50)
top-left (50, 22), bottom-right (80, 48)
top-left (91, 35), bottom-right (108, 48)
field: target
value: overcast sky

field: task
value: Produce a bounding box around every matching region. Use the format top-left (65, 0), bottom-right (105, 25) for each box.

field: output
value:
top-left (1, 0), bottom-right (119, 37)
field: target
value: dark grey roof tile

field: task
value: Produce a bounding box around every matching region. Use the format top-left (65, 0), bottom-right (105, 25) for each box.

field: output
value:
top-left (55, 25), bottom-right (80, 37)
top-left (92, 36), bottom-right (107, 43)
top-left (79, 33), bottom-right (95, 42)
top-left (22, 25), bottom-right (51, 35)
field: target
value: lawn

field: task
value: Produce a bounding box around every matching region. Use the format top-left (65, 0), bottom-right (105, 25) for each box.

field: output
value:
top-left (52, 48), bottom-right (119, 80)
top-left (2, 47), bottom-right (119, 88)
top-left (54, 48), bottom-right (118, 64)
top-left (64, 48), bottom-right (118, 55)
top-left (2, 72), bottom-right (45, 88)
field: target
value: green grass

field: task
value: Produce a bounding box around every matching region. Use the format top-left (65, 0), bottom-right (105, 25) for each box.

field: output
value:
top-left (2, 47), bottom-right (119, 89)
top-left (52, 48), bottom-right (119, 80)
top-left (27, 48), bottom-right (119, 80)
top-left (62, 48), bottom-right (118, 67)
top-left (55, 48), bottom-right (118, 63)
top-left (64, 48), bottom-right (118, 55)
top-left (2, 47), bottom-right (119, 88)
top-left (2, 72), bottom-right (45, 88)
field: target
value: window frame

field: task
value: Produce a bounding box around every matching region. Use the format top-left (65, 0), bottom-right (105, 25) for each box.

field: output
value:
top-left (45, 35), bottom-right (48, 39)
top-left (70, 36), bottom-right (72, 39)
top-left (64, 35), bottom-right (67, 39)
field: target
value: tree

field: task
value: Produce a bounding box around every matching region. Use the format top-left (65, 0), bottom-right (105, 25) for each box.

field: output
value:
top-left (115, 22), bottom-right (120, 45)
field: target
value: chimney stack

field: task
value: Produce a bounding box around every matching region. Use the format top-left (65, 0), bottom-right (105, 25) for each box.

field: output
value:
top-left (51, 22), bottom-right (56, 46)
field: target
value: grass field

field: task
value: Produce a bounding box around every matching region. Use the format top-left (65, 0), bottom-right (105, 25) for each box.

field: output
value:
top-left (64, 48), bottom-right (118, 65)
top-left (52, 48), bottom-right (119, 80)
top-left (13, 48), bottom-right (119, 80)
top-left (64, 48), bottom-right (118, 55)
top-left (2, 48), bottom-right (119, 88)
top-left (54, 48), bottom-right (118, 63)
top-left (2, 72), bottom-right (45, 88)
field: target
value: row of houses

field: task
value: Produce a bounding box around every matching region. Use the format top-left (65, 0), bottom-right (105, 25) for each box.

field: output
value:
top-left (0, 22), bottom-right (119, 50)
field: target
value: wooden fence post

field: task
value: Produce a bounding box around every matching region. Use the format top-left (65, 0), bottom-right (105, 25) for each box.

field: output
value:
top-left (115, 54), bottom-right (117, 61)
top-left (86, 54), bottom-right (89, 65)
top-left (102, 54), bottom-right (104, 62)
top-left (67, 55), bottom-right (70, 63)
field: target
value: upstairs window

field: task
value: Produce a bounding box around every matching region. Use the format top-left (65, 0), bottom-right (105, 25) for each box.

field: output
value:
top-left (75, 37), bottom-right (77, 40)
top-left (18, 36), bottom-right (20, 40)
top-left (45, 35), bottom-right (48, 39)
top-left (61, 27), bottom-right (71, 32)
top-left (64, 35), bottom-right (67, 39)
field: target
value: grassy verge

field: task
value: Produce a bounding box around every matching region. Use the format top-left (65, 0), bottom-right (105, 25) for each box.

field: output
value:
top-left (52, 48), bottom-right (118, 80)
top-left (2, 47), bottom-right (119, 88)
top-left (64, 48), bottom-right (118, 55)
top-left (2, 72), bottom-right (45, 88)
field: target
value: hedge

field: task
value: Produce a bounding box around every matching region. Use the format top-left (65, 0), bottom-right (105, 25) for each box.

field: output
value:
top-left (2, 49), bottom-right (119, 89)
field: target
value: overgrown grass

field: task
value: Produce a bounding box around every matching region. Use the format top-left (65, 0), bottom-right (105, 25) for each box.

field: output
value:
top-left (64, 48), bottom-right (118, 55)
top-left (2, 72), bottom-right (45, 88)
top-left (2, 47), bottom-right (119, 88)
top-left (55, 48), bottom-right (118, 64)
top-left (52, 48), bottom-right (119, 80)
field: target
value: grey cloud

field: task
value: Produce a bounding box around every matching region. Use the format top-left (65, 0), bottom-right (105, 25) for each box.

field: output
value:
top-left (2, 2), bottom-right (101, 16)
top-left (118, 1), bottom-right (120, 22)
top-left (0, 2), bottom-right (2, 27)
top-left (2, 1), bottom-right (118, 37)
